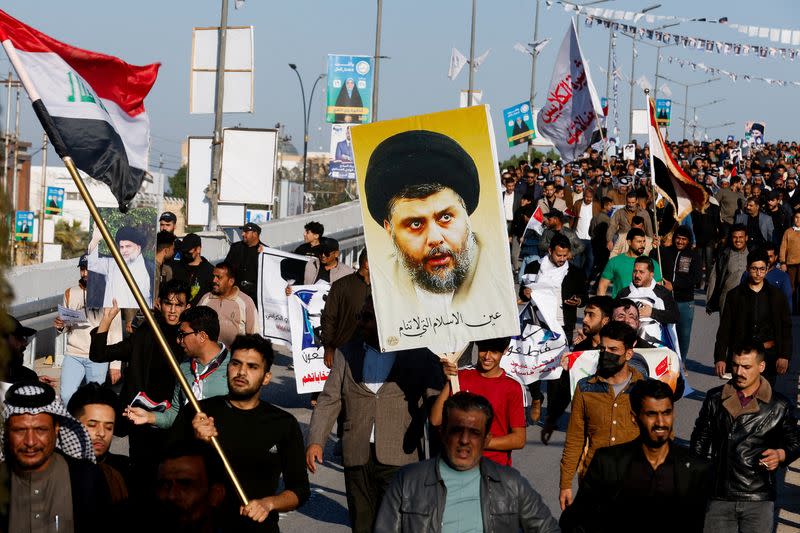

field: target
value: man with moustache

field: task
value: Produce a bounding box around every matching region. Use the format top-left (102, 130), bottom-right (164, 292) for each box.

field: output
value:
top-left (198, 261), bottom-right (260, 347)
top-left (87, 225), bottom-right (155, 308)
top-left (375, 392), bottom-right (559, 532)
top-left (560, 380), bottom-right (710, 532)
top-left (598, 228), bottom-right (663, 298)
top-left (176, 334), bottom-right (309, 532)
top-left (363, 129), bottom-right (514, 347)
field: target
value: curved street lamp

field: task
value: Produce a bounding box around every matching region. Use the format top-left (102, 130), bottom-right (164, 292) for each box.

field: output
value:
top-left (289, 64), bottom-right (326, 206)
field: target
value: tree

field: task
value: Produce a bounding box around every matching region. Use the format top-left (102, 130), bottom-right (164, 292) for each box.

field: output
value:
top-left (168, 165), bottom-right (187, 199)
top-left (54, 219), bottom-right (89, 259)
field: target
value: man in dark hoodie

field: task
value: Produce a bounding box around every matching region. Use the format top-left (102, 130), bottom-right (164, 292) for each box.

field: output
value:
top-left (651, 226), bottom-right (703, 361)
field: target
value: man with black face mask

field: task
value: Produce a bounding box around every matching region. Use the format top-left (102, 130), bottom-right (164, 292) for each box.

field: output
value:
top-left (559, 321), bottom-right (644, 512)
top-left (54, 254), bottom-right (124, 406)
top-left (560, 379), bottom-right (710, 532)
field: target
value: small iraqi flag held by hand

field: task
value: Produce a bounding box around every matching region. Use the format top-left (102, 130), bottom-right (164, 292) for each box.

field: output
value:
top-left (524, 204), bottom-right (546, 235)
top-left (0, 10), bottom-right (159, 211)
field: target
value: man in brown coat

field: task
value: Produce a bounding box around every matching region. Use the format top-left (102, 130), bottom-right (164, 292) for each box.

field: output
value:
top-left (305, 299), bottom-right (443, 533)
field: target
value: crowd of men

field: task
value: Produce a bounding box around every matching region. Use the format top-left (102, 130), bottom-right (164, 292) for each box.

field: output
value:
top-left (0, 136), bottom-right (799, 532)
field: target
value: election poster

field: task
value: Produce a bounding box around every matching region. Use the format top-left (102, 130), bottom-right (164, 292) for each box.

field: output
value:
top-left (326, 54), bottom-right (373, 124)
top-left (350, 105), bottom-right (519, 353)
top-left (14, 211), bottom-right (34, 241)
top-left (86, 208), bottom-right (157, 309)
top-left (257, 247), bottom-right (313, 348)
top-left (623, 143), bottom-right (636, 161)
top-left (246, 209), bottom-right (271, 224)
top-left (655, 98), bottom-right (671, 127)
top-left (503, 102), bottom-right (536, 147)
top-left (567, 347), bottom-right (683, 398)
top-left (288, 283), bottom-right (331, 394)
top-left (501, 301), bottom-right (567, 384)
top-left (329, 124), bottom-right (356, 180)
top-left (44, 186), bottom-right (65, 215)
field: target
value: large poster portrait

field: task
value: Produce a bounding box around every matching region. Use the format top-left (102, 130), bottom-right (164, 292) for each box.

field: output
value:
top-left (351, 105), bottom-right (519, 353)
top-left (86, 208), bottom-right (157, 309)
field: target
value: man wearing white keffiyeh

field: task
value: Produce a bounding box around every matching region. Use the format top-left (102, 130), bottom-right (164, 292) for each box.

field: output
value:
top-left (616, 256), bottom-right (680, 353)
top-left (0, 381), bottom-right (110, 532)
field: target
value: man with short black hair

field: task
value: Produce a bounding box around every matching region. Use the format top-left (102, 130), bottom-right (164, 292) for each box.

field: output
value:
top-left (691, 345), bottom-right (800, 532)
top-left (375, 392), bottom-right (559, 532)
top-left (294, 221), bottom-right (324, 256)
top-left (90, 279), bottom-right (192, 498)
top-left (198, 261), bottom-right (259, 347)
top-left (125, 306), bottom-right (228, 430)
top-left (706, 223), bottom-right (749, 314)
top-left (714, 249), bottom-right (791, 382)
top-left (159, 211), bottom-right (177, 233)
top-left (155, 230), bottom-right (177, 301)
top-left (225, 222), bottom-right (266, 304)
top-left (598, 228), bottom-right (663, 297)
top-left (153, 440), bottom-right (227, 532)
top-left (735, 197), bottom-right (774, 250)
top-left (561, 379), bottom-right (710, 532)
top-left (68, 382), bottom-right (130, 505)
top-left (559, 321), bottom-right (645, 511)
top-left (606, 191), bottom-right (654, 251)
top-left (177, 334), bottom-right (310, 532)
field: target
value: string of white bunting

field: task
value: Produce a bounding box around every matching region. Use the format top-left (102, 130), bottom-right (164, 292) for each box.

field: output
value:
top-left (665, 56), bottom-right (800, 88)
top-left (581, 15), bottom-right (799, 62)
top-left (547, 1), bottom-right (800, 46)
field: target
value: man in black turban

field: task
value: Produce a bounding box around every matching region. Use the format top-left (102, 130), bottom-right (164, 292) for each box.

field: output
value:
top-left (88, 224), bottom-right (155, 309)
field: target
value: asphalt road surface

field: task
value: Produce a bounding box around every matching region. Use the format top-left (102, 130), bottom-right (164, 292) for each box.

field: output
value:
top-left (265, 293), bottom-right (800, 532)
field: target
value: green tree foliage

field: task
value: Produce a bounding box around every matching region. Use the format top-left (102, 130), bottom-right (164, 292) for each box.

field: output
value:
top-left (499, 148), bottom-right (559, 170)
top-left (91, 208), bottom-right (158, 262)
top-left (168, 165), bottom-right (187, 199)
top-left (54, 219), bottom-right (89, 259)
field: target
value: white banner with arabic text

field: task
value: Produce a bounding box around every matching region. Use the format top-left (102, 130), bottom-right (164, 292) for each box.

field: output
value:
top-left (288, 283), bottom-right (331, 394)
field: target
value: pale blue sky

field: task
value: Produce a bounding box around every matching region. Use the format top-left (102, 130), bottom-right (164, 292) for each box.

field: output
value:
top-left (3, 0), bottom-right (799, 175)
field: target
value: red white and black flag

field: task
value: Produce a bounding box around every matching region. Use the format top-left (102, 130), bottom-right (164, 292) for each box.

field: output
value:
top-left (647, 95), bottom-right (707, 221)
top-left (0, 10), bottom-right (159, 211)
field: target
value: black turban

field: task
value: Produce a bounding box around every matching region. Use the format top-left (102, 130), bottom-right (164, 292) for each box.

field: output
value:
top-left (115, 226), bottom-right (147, 248)
top-left (364, 130), bottom-right (480, 225)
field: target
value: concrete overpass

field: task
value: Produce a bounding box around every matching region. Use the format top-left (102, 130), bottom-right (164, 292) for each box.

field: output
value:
top-left (8, 200), bottom-right (366, 367)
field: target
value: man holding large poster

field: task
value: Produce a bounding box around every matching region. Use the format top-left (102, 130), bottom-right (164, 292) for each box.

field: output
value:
top-left (352, 106), bottom-right (519, 352)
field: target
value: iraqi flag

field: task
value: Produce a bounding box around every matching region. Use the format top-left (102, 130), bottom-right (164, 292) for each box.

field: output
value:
top-left (0, 11), bottom-right (159, 211)
top-left (647, 95), bottom-right (707, 221)
top-left (523, 204), bottom-right (545, 235)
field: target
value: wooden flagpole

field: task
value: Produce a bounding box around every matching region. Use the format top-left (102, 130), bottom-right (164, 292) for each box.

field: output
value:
top-left (61, 156), bottom-right (250, 506)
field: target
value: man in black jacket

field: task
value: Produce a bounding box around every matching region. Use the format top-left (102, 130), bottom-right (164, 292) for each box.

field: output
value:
top-left (652, 226), bottom-right (703, 361)
top-left (519, 234), bottom-right (587, 425)
top-left (90, 279), bottom-right (190, 500)
top-left (170, 233), bottom-right (215, 306)
top-left (561, 379), bottom-right (710, 533)
top-left (225, 222), bottom-right (266, 305)
top-left (691, 345), bottom-right (800, 532)
top-left (713, 248), bottom-right (791, 382)
top-left (691, 197), bottom-right (720, 290)
top-left (374, 392), bottom-right (559, 532)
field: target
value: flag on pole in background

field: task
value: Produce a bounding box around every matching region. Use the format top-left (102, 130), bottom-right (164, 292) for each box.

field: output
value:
top-left (448, 47), bottom-right (468, 80)
top-left (647, 95), bottom-right (708, 221)
top-left (0, 10), bottom-right (159, 211)
top-left (536, 19), bottom-right (603, 162)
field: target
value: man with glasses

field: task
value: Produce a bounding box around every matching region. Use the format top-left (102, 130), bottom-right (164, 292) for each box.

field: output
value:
top-left (714, 249), bottom-right (792, 384)
top-left (303, 237), bottom-right (354, 285)
top-left (90, 279), bottom-right (192, 499)
top-left (125, 306), bottom-right (228, 430)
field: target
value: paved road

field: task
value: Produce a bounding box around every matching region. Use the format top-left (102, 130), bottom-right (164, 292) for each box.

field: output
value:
top-left (267, 293), bottom-right (800, 531)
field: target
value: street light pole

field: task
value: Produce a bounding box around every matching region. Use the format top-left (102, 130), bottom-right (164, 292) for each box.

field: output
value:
top-left (373, 0), bottom-right (383, 121)
top-left (527, 0), bottom-right (541, 162)
top-left (289, 64), bottom-right (325, 210)
top-left (467, 0), bottom-right (477, 107)
top-left (208, 0), bottom-right (229, 232)
top-left (658, 75), bottom-right (719, 140)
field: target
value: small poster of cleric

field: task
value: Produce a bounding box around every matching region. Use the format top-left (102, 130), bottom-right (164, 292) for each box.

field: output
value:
top-left (329, 124), bottom-right (355, 180)
top-left (745, 120), bottom-right (765, 144)
top-left (258, 247), bottom-right (313, 347)
top-left (655, 98), bottom-right (671, 127)
top-left (14, 211), bottom-right (34, 241)
top-left (501, 302), bottom-right (567, 384)
top-left (86, 208), bottom-right (157, 309)
top-left (567, 347), bottom-right (684, 398)
top-left (326, 54), bottom-right (373, 124)
top-left (288, 283), bottom-right (331, 394)
top-left (45, 186), bottom-right (65, 215)
top-left (350, 105), bottom-right (519, 353)
top-left (503, 102), bottom-right (535, 147)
